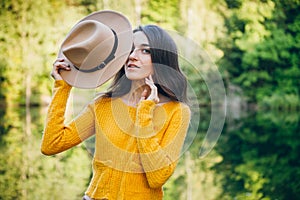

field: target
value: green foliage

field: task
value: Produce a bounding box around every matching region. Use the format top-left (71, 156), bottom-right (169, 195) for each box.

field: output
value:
top-left (214, 110), bottom-right (300, 200)
top-left (0, 106), bottom-right (91, 199)
top-left (0, 0), bottom-right (84, 106)
top-left (142, 0), bottom-right (181, 30)
top-left (218, 0), bottom-right (300, 106)
top-left (260, 93), bottom-right (300, 110)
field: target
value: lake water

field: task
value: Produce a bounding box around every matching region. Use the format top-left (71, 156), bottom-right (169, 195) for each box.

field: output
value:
top-left (0, 105), bottom-right (299, 200)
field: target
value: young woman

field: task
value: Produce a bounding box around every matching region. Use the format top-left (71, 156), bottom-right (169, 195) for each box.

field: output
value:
top-left (41, 25), bottom-right (191, 200)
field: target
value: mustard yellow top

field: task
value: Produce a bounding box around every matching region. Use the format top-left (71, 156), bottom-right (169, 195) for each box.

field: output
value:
top-left (41, 80), bottom-right (190, 200)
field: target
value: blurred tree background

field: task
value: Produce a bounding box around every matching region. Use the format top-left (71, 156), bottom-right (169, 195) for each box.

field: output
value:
top-left (0, 0), bottom-right (299, 199)
top-left (1, 0), bottom-right (299, 109)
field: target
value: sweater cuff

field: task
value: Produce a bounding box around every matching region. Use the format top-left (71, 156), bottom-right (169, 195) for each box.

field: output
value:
top-left (136, 100), bottom-right (156, 127)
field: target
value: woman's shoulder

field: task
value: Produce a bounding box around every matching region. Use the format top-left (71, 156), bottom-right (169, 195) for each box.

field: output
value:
top-left (92, 93), bottom-right (112, 105)
top-left (161, 100), bottom-right (190, 114)
top-left (159, 95), bottom-right (189, 108)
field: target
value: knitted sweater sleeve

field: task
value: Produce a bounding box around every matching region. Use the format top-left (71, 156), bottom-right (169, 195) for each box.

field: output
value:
top-left (41, 80), bottom-right (95, 155)
top-left (136, 100), bottom-right (191, 188)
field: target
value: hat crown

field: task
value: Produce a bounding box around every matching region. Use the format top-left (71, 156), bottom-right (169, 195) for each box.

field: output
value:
top-left (58, 10), bottom-right (133, 89)
top-left (61, 20), bottom-right (114, 68)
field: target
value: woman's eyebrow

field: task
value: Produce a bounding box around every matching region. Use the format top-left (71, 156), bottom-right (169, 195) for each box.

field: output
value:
top-left (137, 43), bottom-right (150, 48)
top-left (132, 43), bottom-right (150, 49)
top-left (141, 43), bottom-right (150, 47)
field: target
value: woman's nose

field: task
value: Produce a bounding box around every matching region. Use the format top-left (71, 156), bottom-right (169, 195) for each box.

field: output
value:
top-left (129, 49), bottom-right (138, 61)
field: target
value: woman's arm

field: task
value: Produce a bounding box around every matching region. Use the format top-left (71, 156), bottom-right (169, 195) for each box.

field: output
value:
top-left (41, 58), bottom-right (95, 155)
top-left (41, 80), bottom-right (95, 155)
top-left (136, 100), bottom-right (191, 188)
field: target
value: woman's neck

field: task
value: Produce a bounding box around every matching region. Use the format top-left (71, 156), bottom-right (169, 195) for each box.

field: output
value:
top-left (122, 80), bottom-right (146, 106)
top-left (121, 80), bottom-right (171, 106)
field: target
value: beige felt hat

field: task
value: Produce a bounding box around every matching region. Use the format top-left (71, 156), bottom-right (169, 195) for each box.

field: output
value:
top-left (58, 10), bottom-right (133, 89)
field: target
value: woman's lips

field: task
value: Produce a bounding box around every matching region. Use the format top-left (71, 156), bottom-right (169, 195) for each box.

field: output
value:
top-left (127, 64), bottom-right (140, 69)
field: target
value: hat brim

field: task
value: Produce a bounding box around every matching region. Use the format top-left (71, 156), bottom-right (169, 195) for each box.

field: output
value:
top-left (59, 10), bottom-right (133, 89)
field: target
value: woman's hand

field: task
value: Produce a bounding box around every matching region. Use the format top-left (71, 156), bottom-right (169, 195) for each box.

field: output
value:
top-left (140, 75), bottom-right (160, 103)
top-left (51, 58), bottom-right (71, 80)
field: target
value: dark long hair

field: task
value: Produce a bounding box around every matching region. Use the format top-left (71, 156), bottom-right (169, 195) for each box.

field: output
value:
top-left (104, 25), bottom-right (188, 104)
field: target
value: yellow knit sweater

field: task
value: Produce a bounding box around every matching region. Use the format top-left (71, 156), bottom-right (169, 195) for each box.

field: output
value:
top-left (41, 80), bottom-right (190, 200)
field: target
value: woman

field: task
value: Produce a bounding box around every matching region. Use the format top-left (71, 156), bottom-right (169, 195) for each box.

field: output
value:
top-left (41, 25), bottom-right (191, 200)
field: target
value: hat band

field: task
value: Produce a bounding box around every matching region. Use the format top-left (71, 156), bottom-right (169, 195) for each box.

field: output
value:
top-left (73, 29), bottom-right (118, 73)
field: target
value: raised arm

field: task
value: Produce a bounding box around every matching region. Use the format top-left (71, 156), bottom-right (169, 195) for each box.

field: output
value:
top-left (41, 58), bottom-right (95, 155)
top-left (41, 80), bottom-right (95, 155)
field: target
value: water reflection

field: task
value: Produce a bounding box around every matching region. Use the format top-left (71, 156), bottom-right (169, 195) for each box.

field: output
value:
top-left (0, 106), bottom-right (299, 199)
top-left (213, 109), bottom-right (300, 200)
top-left (0, 106), bottom-right (91, 200)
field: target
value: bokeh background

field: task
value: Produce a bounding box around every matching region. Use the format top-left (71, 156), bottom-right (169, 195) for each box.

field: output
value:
top-left (0, 0), bottom-right (299, 199)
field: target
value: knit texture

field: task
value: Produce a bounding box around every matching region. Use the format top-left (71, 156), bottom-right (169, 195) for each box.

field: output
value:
top-left (41, 80), bottom-right (191, 200)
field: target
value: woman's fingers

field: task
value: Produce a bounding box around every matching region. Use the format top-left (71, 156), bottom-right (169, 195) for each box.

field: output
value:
top-left (140, 88), bottom-right (148, 101)
top-left (145, 75), bottom-right (156, 89)
top-left (53, 59), bottom-right (71, 71)
top-left (51, 58), bottom-right (71, 80)
top-left (144, 75), bottom-right (159, 103)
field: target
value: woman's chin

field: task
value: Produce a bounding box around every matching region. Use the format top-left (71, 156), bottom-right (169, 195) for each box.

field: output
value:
top-left (125, 74), bottom-right (148, 81)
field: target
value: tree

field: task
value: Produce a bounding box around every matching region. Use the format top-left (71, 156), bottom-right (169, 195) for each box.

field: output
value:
top-left (0, 106), bottom-right (91, 199)
top-left (217, 0), bottom-right (300, 108)
top-left (0, 0), bottom-right (84, 106)
top-left (213, 109), bottom-right (300, 199)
